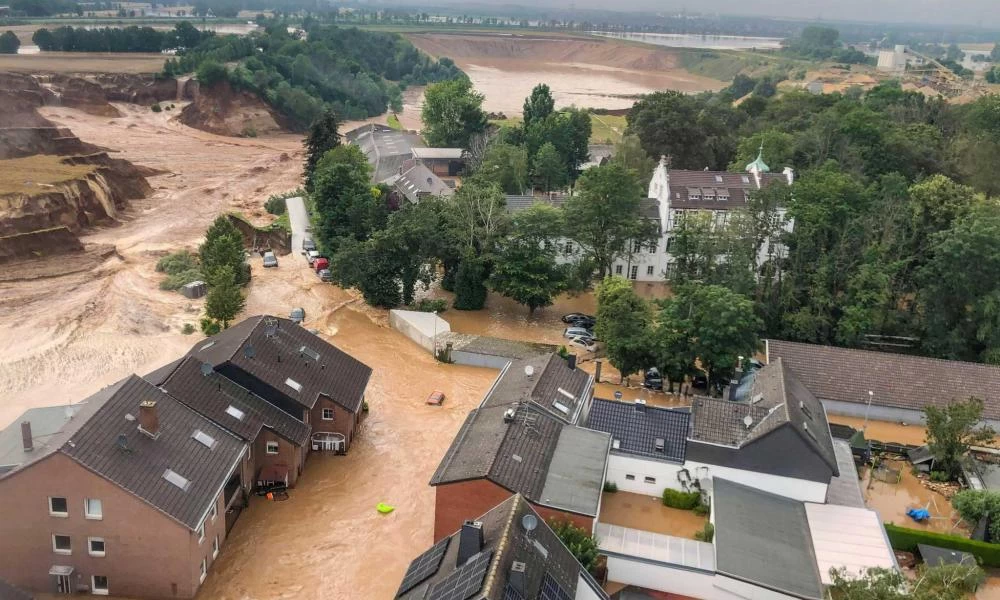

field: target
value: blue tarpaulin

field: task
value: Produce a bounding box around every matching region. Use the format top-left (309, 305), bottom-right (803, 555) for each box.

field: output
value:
top-left (907, 508), bottom-right (931, 522)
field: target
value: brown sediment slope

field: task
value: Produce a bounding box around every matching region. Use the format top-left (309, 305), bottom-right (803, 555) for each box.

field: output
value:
top-left (405, 32), bottom-right (723, 114)
top-left (180, 81), bottom-right (287, 137)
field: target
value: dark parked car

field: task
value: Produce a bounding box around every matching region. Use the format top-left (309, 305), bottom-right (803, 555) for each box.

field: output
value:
top-left (643, 368), bottom-right (664, 391)
top-left (302, 237), bottom-right (316, 252)
top-left (562, 313), bottom-right (595, 324)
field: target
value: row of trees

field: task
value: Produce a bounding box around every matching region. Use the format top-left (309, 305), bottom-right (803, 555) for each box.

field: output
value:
top-left (421, 82), bottom-right (592, 193)
top-left (167, 19), bottom-right (464, 127)
top-left (626, 83), bottom-right (1000, 365)
top-left (32, 22), bottom-right (211, 53)
top-left (781, 25), bottom-right (869, 64)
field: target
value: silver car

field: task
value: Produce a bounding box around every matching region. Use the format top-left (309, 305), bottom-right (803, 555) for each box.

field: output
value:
top-left (263, 251), bottom-right (278, 268)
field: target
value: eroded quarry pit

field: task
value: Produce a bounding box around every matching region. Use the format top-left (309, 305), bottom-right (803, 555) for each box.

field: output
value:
top-left (405, 32), bottom-right (725, 114)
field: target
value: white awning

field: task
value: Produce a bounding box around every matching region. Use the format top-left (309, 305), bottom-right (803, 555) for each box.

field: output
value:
top-left (49, 565), bottom-right (74, 576)
top-left (804, 503), bottom-right (897, 584)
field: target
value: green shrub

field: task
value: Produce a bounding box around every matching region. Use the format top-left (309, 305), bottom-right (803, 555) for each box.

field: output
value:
top-left (693, 503), bottom-right (709, 517)
top-left (557, 345), bottom-right (570, 359)
top-left (200, 317), bottom-right (221, 336)
top-left (694, 522), bottom-right (715, 542)
top-left (241, 125), bottom-right (258, 138)
top-left (181, 323), bottom-right (196, 335)
top-left (884, 523), bottom-right (1000, 566)
top-left (930, 471), bottom-right (950, 482)
top-left (165, 104), bottom-right (173, 111)
top-left (407, 298), bottom-right (448, 313)
top-left (603, 481), bottom-right (618, 493)
top-left (264, 195), bottom-right (287, 215)
top-left (160, 268), bottom-right (204, 291)
top-left (549, 519), bottom-right (600, 571)
top-left (151, 103), bottom-right (162, 112)
top-left (156, 250), bottom-right (198, 274)
top-left (663, 488), bottom-right (702, 510)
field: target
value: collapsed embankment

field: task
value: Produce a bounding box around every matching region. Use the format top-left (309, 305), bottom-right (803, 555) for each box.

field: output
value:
top-left (179, 81), bottom-right (288, 137)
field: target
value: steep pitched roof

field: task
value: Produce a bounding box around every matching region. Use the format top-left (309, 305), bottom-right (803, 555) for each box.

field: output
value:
top-left (480, 355), bottom-right (592, 424)
top-left (766, 339), bottom-right (1000, 421)
top-left (667, 169), bottom-right (787, 210)
top-left (586, 398), bottom-right (689, 463)
top-left (60, 375), bottom-right (246, 530)
top-left (713, 478), bottom-right (823, 600)
top-left (160, 357), bottom-right (311, 447)
top-left (430, 403), bottom-right (609, 516)
top-left (396, 494), bottom-right (607, 600)
top-left (689, 359), bottom-right (838, 476)
top-left (385, 161), bottom-right (453, 203)
top-left (188, 316), bottom-right (372, 413)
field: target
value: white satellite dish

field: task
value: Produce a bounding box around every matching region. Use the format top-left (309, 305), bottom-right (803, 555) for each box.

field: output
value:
top-left (524, 365), bottom-right (535, 377)
top-left (743, 414), bottom-right (754, 429)
top-left (521, 513), bottom-right (538, 532)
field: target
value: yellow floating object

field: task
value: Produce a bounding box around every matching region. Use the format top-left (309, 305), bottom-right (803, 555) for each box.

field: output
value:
top-left (377, 502), bottom-right (395, 514)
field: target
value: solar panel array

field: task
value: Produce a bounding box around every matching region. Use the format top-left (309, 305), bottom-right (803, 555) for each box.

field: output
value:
top-left (428, 550), bottom-right (494, 600)
top-left (396, 537), bottom-right (451, 597)
top-left (539, 573), bottom-right (572, 600)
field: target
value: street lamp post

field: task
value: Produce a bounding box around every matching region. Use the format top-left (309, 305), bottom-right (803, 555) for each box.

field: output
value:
top-left (863, 390), bottom-right (874, 433)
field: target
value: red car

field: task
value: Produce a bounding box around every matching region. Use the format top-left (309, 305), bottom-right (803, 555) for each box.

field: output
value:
top-left (313, 257), bottom-right (329, 272)
top-left (425, 390), bottom-right (445, 406)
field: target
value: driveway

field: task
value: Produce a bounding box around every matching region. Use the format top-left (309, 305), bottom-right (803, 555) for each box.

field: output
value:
top-left (285, 196), bottom-right (308, 259)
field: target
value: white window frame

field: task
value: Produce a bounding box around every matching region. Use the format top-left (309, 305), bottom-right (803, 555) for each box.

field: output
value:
top-left (52, 534), bottom-right (72, 555)
top-left (92, 575), bottom-right (109, 596)
top-left (84, 497), bottom-right (102, 520)
top-left (266, 441), bottom-right (279, 455)
top-left (199, 558), bottom-right (208, 583)
top-left (49, 496), bottom-right (68, 517)
top-left (88, 536), bottom-right (106, 557)
top-left (197, 523), bottom-right (205, 544)
top-left (210, 501), bottom-right (218, 522)
top-left (212, 535), bottom-right (220, 559)
top-left (644, 476), bottom-right (657, 484)
top-left (321, 408), bottom-right (334, 421)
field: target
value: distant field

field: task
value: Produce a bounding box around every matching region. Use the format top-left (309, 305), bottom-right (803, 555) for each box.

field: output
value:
top-left (0, 52), bottom-right (165, 73)
top-left (490, 113), bottom-right (626, 144)
top-left (0, 156), bottom-right (96, 196)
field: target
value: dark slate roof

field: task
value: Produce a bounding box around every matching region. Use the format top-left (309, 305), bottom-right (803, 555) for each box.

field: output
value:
top-left (397, 494), bottom-right (608, 600)
top-left (689, 359), bottom-right (839, 476)
top-left (430, 403), bottom-right (609, 516)
top-left (188, 316), bottom-right (372, 413)
top-left (0, 578), bottom-right (33, 600)
top-left (385, 161), bottom-right (454, 203)
top-left (918, 544), bottom-right (977, 567)
top-left (60, 375), bottom-right (246, 530)
top-left (667, 170), bottom-right (787, 210)
top-left (713, 478), bottom-right (824, 600)
top-left (481, 354), bottom-right (593, 424)
top-left (160, 357), bottom-right (311, 447)
top-left (143, 357), bottom-right (183, 386)
top-left (586, 398), bottom-right (689, 463)
top-left (766, 339), bottom-right (1000, 421)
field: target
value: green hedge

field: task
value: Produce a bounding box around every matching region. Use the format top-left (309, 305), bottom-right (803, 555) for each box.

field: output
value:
top-left (662, 488), bottom-right (702, 510)
top-left (884, 523), bottom-right (1000, 566)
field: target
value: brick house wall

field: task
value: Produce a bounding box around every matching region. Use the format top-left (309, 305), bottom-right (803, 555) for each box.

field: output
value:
top-left (0, 453), bottom-right (208, 599)
top-left (434, 480), bottom-right (596, 542)
top-left (252, 431), bottom-right (302, 487)
top-left (309, 395), bottom-right (357, 451)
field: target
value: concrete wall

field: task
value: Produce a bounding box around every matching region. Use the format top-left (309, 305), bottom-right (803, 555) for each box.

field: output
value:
top-left (575, 573), bottom-right (606, 600)
top-left (604, 453), bottom-right (828, 503)
top-left (0, 453), bottom-right (207, 599)
top-left (451, 350), bottom-right (515, 370)
top-left (821, 400), bottom-right (925, 426)
top-left (604, 555), bottom-right (801, 600)
top-left (389, 309), bottom-right (450, 354)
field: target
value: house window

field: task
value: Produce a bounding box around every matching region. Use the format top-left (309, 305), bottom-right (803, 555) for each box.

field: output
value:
top-left (625, 474), bottom-right (636, 481)
top-left (197, 523), bottom-right (205, 544)
top-left (84, 498), bottom-right (102, 520)
top-left (52, 534), bottom-right (71, 555)
top-left (92, 576), bottom-right (109, 596)
top-left (49, 496), bottom-right (68, 517)
top-left (665, 237), bottom-right (674, 252)
top-left (322, 408), bottom-right (335, 421)
top-left (88, 537), bottom-right (106, 557)
top-left (615, 265), bottom-right (622, 275)
top-left (644, 476), bottom-right (657, 484)
top-left (714, 175), bottom-right (723, 183)
top-left (213, 535), bottom-right (220, 559)
top-left (210, 501), bottom-right (218, 522)
top-left (564, 241), bottom-right (574, 254)
top-left (646, 266), bottom-right (654, 276)
top-left (632, 241), bottom-right (641, 253)
top-left (199, 559), bottom-right (207, 583)
top-left (266, 441), bottom-right (280, 455)
top-left (630, 265), bottom-right (638, 280)
top-left (741, 175), bottom-right (750, 184)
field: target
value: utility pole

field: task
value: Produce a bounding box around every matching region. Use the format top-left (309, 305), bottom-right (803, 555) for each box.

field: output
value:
top-left (863, 390), bottom-right (874, 433)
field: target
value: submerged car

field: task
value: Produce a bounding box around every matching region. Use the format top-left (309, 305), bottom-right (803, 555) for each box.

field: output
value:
top-left (262, 251), bottom-right (278, 268)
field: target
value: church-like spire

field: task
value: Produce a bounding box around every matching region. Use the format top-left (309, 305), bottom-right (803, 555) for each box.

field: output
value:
top-left (745, 142), bottom-right (770, 174)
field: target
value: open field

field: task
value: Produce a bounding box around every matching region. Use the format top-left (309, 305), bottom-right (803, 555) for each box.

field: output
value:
top-left (0, 51), bottom-right (166, 73)
top-left (0, 155), bottom-right (96, 195)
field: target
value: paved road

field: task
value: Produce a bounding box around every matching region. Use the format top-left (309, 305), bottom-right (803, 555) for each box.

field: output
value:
top-left (285, 196), bottom-right (308, 260)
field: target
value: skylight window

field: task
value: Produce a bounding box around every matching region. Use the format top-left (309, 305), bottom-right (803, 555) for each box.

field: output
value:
top-left (191, 430), bottom-right (217, 449)
top-left (163, 468), bottom-right (191, 491)
top-left (225, 405), bottom-right (245, 421)
top-left (285, 378), bottom-right (302, 393)
top-left (714, 175), bottom-right (723, 183)
top-left (299, 346), bottom-right (320, 361)
top-left (552, 401), bottom-right (570, 415)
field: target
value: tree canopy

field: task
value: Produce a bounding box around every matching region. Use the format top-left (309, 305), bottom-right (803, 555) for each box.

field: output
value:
top-left (924, 398), bottom-right (995, 480)
top-left (0, 31), bottom-right (21, 55)
top-left (303, 108), bottom-right (341, 193)
top-left (421, 77), bottom-right (488, 148)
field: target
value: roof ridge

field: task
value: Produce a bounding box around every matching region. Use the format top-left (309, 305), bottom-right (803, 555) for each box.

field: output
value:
top-left (768, 338), bottom-right (1000, 373)
top-left (227, 314), bottom-right (266, 362)
top-left (480, 494), bottom-right (520, 598)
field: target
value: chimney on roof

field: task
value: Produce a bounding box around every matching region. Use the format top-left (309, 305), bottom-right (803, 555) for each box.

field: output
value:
top-left (21, 421), bottom-right (33, 452)
top-left (634, 399), bottom-right (646, 412)
top-left (509, 561), bottom-right (527, 595)
top-left (457, 520), bottom-right (484, 566)
top-left (138, 400), bottom-right (159, 438)
top-left (566, 354), bottom-right (576, 370)
top-left (728, 355), bottom-right (745, 402)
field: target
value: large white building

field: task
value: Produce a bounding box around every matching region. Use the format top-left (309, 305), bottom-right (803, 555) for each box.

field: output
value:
top-left (507, 150), bottom-right (795, 283)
